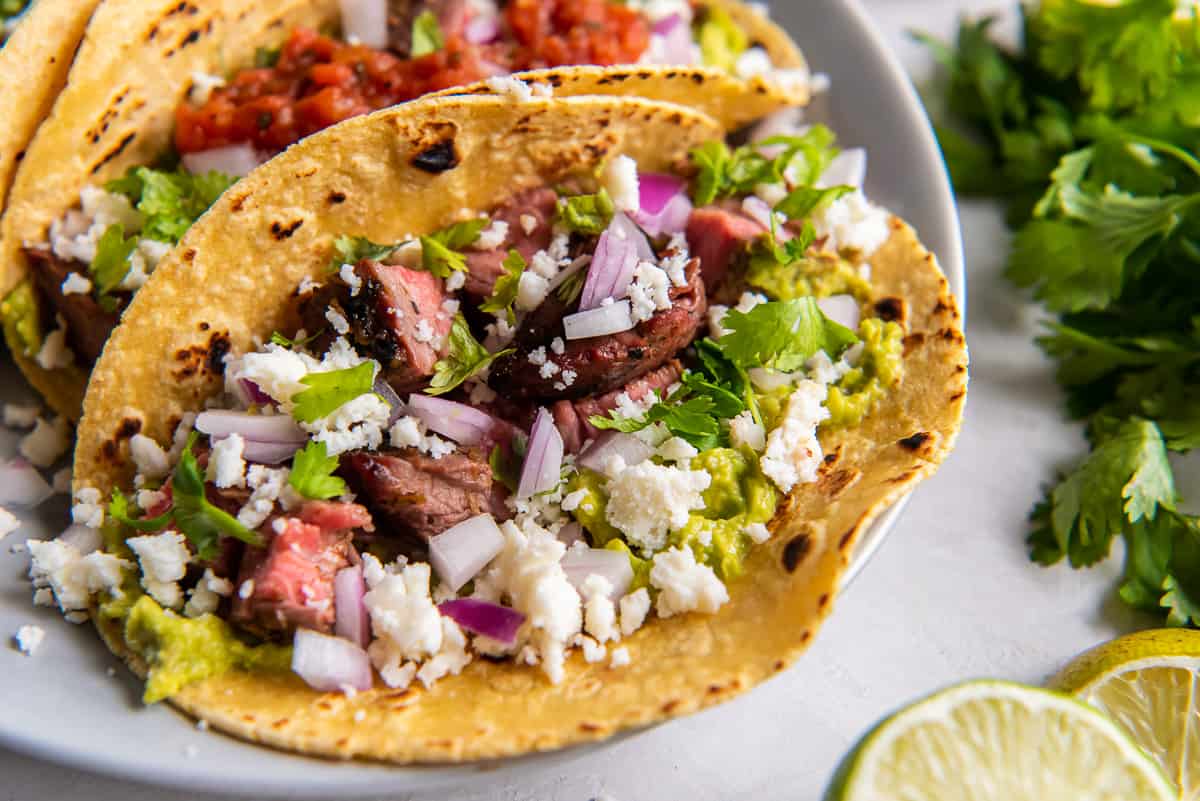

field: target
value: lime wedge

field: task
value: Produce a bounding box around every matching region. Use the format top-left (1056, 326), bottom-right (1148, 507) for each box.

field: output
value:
top-left (1052, 629), bottom-right (1200, 800)
top-left (824, 680), bottom-right (1175, 801)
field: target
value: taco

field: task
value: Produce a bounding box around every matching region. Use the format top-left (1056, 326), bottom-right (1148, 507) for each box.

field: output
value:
top-left (35, 92), bottom-right (966, 763)
top-left (0, 0), bottom-right (813, 421)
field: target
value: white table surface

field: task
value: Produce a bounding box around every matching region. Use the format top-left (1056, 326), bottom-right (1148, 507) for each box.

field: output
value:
top-left (1, 1), bottom-right (1157, 799)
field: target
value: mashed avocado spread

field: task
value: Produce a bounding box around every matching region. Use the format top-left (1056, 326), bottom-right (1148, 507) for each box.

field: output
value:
top-left (747, 253), bottom-right (872, 303)
top-left (826, 317), bottom-right (904, 428)
top-left (1, 281), bottom-right (41, 358)
top-left (100, 590), bottom-right (289, 704)
top-left (569, 448), bottom-right (777, 583)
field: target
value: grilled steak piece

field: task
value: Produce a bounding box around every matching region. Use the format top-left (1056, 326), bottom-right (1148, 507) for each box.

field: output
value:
top-left (686, 203), bottom-right (766, 293)
top-left (301, 259), bottom-right (451, 393)
top-left (229, 503), bottom-right (371, 636)
top-left (464, 187), bottom-right (559, 299)
top-left (487, 257), bottom-right (706, 401)
top-left (25, 248), bottom-right (121, 365)
top-left (388, 0), bottom-right (469, 57)
top-left (340, 448), bottom-right (509, 542)
top-left (551, 360), bottom-right (683, 452)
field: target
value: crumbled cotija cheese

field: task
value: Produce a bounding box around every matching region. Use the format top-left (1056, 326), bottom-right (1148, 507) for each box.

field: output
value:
top-left (605, 462), bottom-right (711, 552)
top-left (760, 380), bottom-right (829, 493)
top-left (603, 155), bottom-right (640, 213)
top-left (650, 547), bottom-right (729, 617)
top-left (207, 433), bottom-right (247, 489)
top-left (618, 588), bottom-right (651, 636)
top-left (19, 415), bottom-right (70, 467)
top-left (127, 531), bottom-right (192, 610)
top-left (129, 433), bottom-right (170, 479)
top-left (14, 624), bottom-right (45, 656)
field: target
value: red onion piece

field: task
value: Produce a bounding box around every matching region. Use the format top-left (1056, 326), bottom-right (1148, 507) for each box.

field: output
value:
top-left (0, 459), bottom-right (53, 508)
top-left (612, 212), bottom-right (655, 263)
top-left (428, 513), bottom-right (505, 593)
top-left (560, 548), bottom-right (633, 601)
top-left (652, 13), bottom-right (681, 35)
top-left (464, 13), bottom-right (500, 44)
top-left (557, 522), bottom-right (584, 547)
top-left (563, 300), bottom-right (635, 341)
top-left (633, 193), bottom-right (692, 237)
top-left (647, 13), bottom-right (697, 65)
top-left (517, 408), bottom-right (564, 499)
top-left (239, 379), bottom-right (275, 407)
top-left (817, 294), bottom-right (861, 332)
top-left (338, 0), bottom-right (388, 49)
top-left (291, 628), bottom-right (374, 692)
top-left (577, 431), bottom-right (654, 473)
top-left (195, 410), bottom-right (307, 444)
top-left (630, 173), bottom-right (693, 237)
top-left (742, 196), bottom-right (776, 230)
top-left (59, 523), bottom-right (102, 555)
top-left (334, 564), bottom-right (370, 648)
top-left (438, 598), bottom-right (525, 645)
top-left (820, 148), bottom-right (867, 190)
top-left (237, 438), bottom-right (304, 465)
top-left (372, 375), bottom-right (404, 427)
top-left (637, 173), bottom-right (685, 216)
top-left (579, 213), bottom-right (652, 310)
top-left (406, 394), bottom-right (498, 446)
top-left (181, 144), bottom-right (261, 178)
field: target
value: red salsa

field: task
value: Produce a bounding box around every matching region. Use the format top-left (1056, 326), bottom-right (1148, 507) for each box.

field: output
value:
top-left (175, 2), bottom-right (651, 155)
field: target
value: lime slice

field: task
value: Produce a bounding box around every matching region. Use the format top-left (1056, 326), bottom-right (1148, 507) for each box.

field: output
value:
top-left (1052, 629), bottom-right (1200, 800)
top-left (824, 680), bottom-right (1175, 801)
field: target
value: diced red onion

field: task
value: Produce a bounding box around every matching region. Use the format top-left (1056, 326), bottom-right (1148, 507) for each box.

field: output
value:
top-left (577, 431), bottom-right (653, 473)
top-left (181, 144), bottom-right (261, 178)
top-left (406, 394), bottom-right (498, 447)
top-left (631, 173), bottom-right (693, 237)
top-left (652, 13), bottom-right (682, 35)
top-left (817, 294), bottom-right (861, 332)
top-left (291, 628), bottom-right (374, 692)
top-left (428, 513), bottom-right (505, 593)
top-left (557, 522), bottom-right (584, 547)
top-left (742, 196), bottom-right (776, 230)
top-left (238, 379), bottom-right (275, 407)
top-left (560, 548), bottom-right (633, 601)
top-left (237, 438), bottom-right (303, 465)
top-left (517, 408), bottom-right (564, 499)
top-left (563, 300), bottom-right (635, 340)
top-left (372, 375), bottom-right (404, 427)
top-left (195, 410), bottom-right (307, 444)
top-left (59, 524), bottom-right (102, 556)
top-left (0, 459), bottom-right (53, 508)
top-left (636, 173), bottom-right (685, 216)
top-left (820, 148), bottom-right (867, 190)
top-left (334, 564), bottom-right (370, 648)
top-left (464, 13), bottom-right (500, 44)
top-left (579, 213), bottom-right (652, 311)
top-left (338, 0), bottom-right (388, 49)
top-left (438, 598), bottom-right (525, 645)
top-left (647, 13), bottom-right (697, 65)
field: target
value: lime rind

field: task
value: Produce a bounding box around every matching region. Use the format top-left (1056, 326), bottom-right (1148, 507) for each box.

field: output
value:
top-left (825, 680), bottom-right (1177, 801)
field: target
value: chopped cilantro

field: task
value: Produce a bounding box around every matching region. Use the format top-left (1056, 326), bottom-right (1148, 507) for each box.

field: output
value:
top-left (105, 165), bottom-right (236, 245)
top-left (427, 314), bottom-right (512, 396)
top-left (108, 433), bottom-right (263, 560)
top-left (90, 224), bottom-right (139, 309)
top-left (558, 189), bottom-right (615, 235)
top-left (411, 9), bottom-right (444, 57)
top-left (288, 441), bottom-right (347, 500)
top-left (480, 249), bottom-right (525, 324)
top-left (592, 392), bottom-right (723, 452)
top-left (688, 127), bottom-right (840, 207)
top-left (775, 185), bottom-right (854, 221)
top-left (291, 362), bottom-right (378, 423)
top-left (420, 219), bottom-right (486, 278)
top-left (269, 329), bottom-right (322, 349)
top-left (719, 298), bottom-right (859, 373)
top-left (328, 235), bottom-right (399, 273)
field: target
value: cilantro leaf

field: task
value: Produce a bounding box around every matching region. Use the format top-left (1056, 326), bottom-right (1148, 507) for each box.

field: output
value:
top-left (689, 141), bottom-right (730, 206)
top-left (591, 394), bottom-right (722, 451)
top-left (292, 362), bottom-right (378, 423)
top-left (411, 9), bottom-right (444, 57)
top-left (774, 185), bottom-right (853, 221)
top-left (420, 219), bottom-right (485, 278)
top-left (480, 249), bottom-right (525, 324)
top-left (718, 298), bottom-right (859, 372)
top-left (288, 441), bottom-right (347, 500)
top-left (105, 165), bottom-right (236, 245)
top-left (270, 329), bottom-right (322, 349)
top-left (108, 488), bottom-right (173, 532)
top-left (427, 314), bottom-right (511, 396)
top-left (688, 128), bottom-right (841, 207)
top-left (329, 235), bottom-right (399, 272)
top-left (90, 223), bottom-right (139, 306)
top-left (558, 190), bottom-right (614, 235)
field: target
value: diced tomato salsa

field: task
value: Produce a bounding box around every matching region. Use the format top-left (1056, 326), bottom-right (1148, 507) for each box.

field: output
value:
top-left (175, 2), bottom-right (651, 155)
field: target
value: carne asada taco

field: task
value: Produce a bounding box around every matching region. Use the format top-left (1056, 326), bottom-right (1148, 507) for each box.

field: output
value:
top-left (0, 0), bottom-right (812, 421)
top-left (37, 92), bottom-right (965, 762)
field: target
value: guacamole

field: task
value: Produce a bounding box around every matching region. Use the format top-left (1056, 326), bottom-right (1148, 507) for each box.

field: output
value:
top-left (109, 594), bottom-right (290, 703)
top-left (1, 281), bottom-right (40, 358)
top-left (570, 448), bottom-right (777, 583)
top-left (695, 5), bottom-right (748, 73)
top-left (747, 253), bottom-right (872, 303)
top-left (826, 317), bottom-right (904, 428)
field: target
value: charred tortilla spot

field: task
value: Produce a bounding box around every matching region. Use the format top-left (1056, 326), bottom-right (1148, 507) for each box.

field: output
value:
top-left (296, 167), bottom-right (317, 178)
top-left (818, 593), bottom-right (830, 610)
top-left (774, 659), bottom-right (786, 671)
top-left (198, 321), bottom-right (209, 331)
top-left (949, 389), bottom-right (965, 402)
top-left (782, 534), bottom-right (811, 573)
top-left (230, 193), bottom-right (249, 212)
top-left (874, 296), bottom-right (905, 323)
top-left (208, 333), bottom-right (231, 374)
top-left (546, 73), bottom-right (564, 87)
top-left (183, 248), bottom-right (196, 262)
top-left (116, 417), bottom-right (142, 440)
top-left (271, 718), bottom-right (288, 729)
top-left (411, 139), bottom-right (458, 173)
top-left (91, 132), bottom-right (136, 174)
top-left (838, 528), bottom-right (856, 551)
top-left (899, 432), bottom-right (930, 451)
top-left (818, 468), bottom-right (860, 499)
top-left (335, 737), bottom-right (349, 748)
top-left (902, 332), bottom-right (925, 355)
top-left (101, 439), bottom-right (119, 462)
top-left (180, 28), bottom-right (200, 47)
top-left (708, 683), bottom-right (724, 694)
top-left (270, 219), bottom-right (303, 240)
top-left (888, 469), bottom-right (919, 484)
top-left (327, 191), bottom-right (346, 205)
top-left (579, 722), bottom-right (602, 733)
top-left (691, 73), bottom-right (704, 84)
top-left (316, 701), bottom-right (333, 711)
top-left (661, 699), bottom-right (681, 713)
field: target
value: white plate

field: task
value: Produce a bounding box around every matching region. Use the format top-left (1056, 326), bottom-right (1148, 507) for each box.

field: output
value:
top-left (0, 0), bottom-right (964, 795)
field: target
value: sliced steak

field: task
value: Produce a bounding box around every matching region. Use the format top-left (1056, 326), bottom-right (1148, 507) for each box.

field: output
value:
top-left (464, 187), bottom-right (558, 299)
top-left (388, 0), bottom-right (469, 57)
top-left (339, 448), bottom-right (508, 543)
top-left (25, 248), bottom-right (122, 365)
top-left (487, 257), bottom-right (706, 401)
top-left (686, 203), bottom-right (765, 292)
top-left (301, 259), bottom-right (451, 392)
top-left (298, 499), bottom-right (374, 533)
top-left (551, 360), bottom-right (682, 452)
top-left (230, 513), bottom-right (358, 637)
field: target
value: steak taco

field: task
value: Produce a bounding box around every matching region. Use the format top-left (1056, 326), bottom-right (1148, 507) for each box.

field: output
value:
top-left (0, 0), bottom-right (813, 421)
top-left (34, 92), bottom-right (966, 762)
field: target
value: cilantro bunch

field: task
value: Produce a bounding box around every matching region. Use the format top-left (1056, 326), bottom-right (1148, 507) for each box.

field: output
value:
top-left (921, 0), bottom-right (1200, 625)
